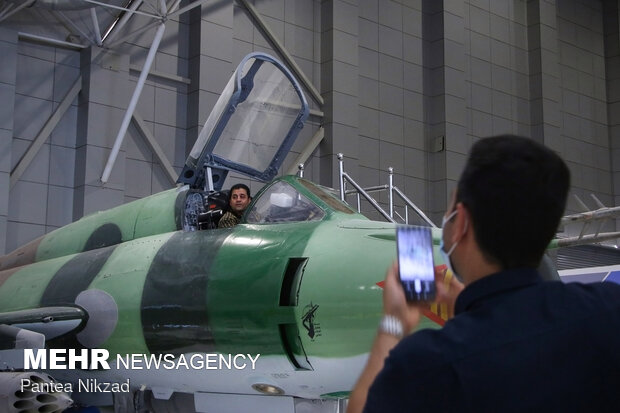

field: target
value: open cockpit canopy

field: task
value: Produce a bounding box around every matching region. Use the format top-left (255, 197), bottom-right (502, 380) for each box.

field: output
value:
top-left (177, 52), bottom-right (310, 191)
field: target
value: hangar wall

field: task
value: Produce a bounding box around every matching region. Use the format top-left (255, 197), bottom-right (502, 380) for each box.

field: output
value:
top-left (0, 0), bottom-right (619, 254)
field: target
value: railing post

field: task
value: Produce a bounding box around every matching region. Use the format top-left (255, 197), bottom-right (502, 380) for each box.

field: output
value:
top-left (297, 163), bottom-right (304, 178)
top-left (388, 167), bottom-right (394, 219)
top-left (338, 153), bottom-right (345, 201)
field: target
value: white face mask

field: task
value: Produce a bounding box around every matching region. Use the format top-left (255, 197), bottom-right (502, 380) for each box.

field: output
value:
top-left (439, 209), bottom-right (462, 282)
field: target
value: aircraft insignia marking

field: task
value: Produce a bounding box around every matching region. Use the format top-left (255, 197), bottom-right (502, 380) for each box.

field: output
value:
top-left (302, 302), bottom-right (320, 340)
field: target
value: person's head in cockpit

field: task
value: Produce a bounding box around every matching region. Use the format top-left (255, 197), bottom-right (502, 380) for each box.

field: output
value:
top-left (228, 183), bottom-right (251, 215)
top-left (218, 184), bottom-right (251, 228)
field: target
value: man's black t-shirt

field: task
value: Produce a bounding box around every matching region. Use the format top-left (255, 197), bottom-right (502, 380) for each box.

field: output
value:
top-left (364, 268), bottom-right (620, 412)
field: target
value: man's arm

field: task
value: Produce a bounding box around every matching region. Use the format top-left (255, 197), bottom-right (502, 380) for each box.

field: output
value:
top-left (346, 262), bottom-right (421, 413)
top-left (346, 263), bottom-right (464, 413)
top-left (218, 212), bottom-right (239, 228)
top-left (346, 329), bottom-right (401, 413)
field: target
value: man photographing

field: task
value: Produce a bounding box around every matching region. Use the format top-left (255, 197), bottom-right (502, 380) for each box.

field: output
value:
top-left (348, 135), bottom-right (620, 412)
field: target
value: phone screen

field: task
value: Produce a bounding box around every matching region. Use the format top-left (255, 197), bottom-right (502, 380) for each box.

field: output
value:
top-left (397, 226), bottom-right (436, 302)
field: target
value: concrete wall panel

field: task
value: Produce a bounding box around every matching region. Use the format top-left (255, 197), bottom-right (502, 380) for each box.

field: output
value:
top-left (0, 0), bottom-right (618, 253)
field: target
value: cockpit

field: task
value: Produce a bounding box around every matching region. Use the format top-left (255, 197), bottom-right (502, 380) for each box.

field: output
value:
top-left (175, 52), bottom-right (354, 231)
top-left (182, 177), bottom-right (356, 231)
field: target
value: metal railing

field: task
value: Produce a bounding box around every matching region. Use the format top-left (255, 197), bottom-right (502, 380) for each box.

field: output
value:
top-left (336, 154), bottom-right (436, 227)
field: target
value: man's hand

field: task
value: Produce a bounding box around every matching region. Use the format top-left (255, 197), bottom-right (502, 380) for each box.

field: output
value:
top-left (347, 262), bottom-right (465, 413)
top-left (382, 261), bottom-right (421, 333)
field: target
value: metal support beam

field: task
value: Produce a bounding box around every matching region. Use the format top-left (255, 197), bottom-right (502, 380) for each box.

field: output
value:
top-left (18, 32), bottom-right (87, 50)
top-left (10, 76), bottom-right (82, 189)
top-left (309, 108), bottom-right (324, 118)
top-left (90, 7), bottom-right (103, 46)
top-left (286, 127), bottom-right (324, 175)
top-left (167, 0), bottom-right (182, 14)
top-left (237, 0), bottom-right (324, 107)
top-left (101, 21), bottom-right (166, 184)
top-left (129, 64), bottom-right (191, 84)
top-left (131, 113), bottom-right (178, 185)
top-left (106, 20), bottom-right (161, 49)
top-left (102, 0), bottom-right (144, 45)
top-left (0, 3), bottom-right (14, 21)
top-left (169, 0), bottom-right (214, 20)
top-left (0, 0), bottom-right (34, 23)
top-left (55, 11), bottom-right (98, 46)
top-left (140, 0), bottom-right (161, 15)
top-left (83, 0), bottom-right (161, 19)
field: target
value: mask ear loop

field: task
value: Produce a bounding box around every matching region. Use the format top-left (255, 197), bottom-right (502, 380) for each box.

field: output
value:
top-left (441, 209), bottom-right (458, 227)
top-left (446, 215), bottom-right (468, 256)
top-left (455, 203), bottom-right (469, 241)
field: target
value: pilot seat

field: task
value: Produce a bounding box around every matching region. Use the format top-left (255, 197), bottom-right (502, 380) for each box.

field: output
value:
top-left (197, 190), bottom-right (229, 229)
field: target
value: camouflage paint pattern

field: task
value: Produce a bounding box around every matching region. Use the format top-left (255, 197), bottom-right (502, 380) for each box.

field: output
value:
top-left (0, 176), bottom-right (446, 399)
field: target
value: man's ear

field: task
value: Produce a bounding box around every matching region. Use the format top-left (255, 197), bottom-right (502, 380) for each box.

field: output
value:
top-left (452, 202), bottom-right (470, 242)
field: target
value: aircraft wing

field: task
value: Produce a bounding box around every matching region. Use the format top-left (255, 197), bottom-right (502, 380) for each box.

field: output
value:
top-left (0, 308), bottom-right (80, 411)
top-left (555, 194), bottom-right (620, 247)
top-left (0, 306), bottom-right (86, 350)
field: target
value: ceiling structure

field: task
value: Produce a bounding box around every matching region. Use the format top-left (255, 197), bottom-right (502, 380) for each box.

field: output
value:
top-left (0, 0), bottom-right (200, 49)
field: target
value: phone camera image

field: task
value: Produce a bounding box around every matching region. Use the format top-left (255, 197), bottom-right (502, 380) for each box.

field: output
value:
top-left (396, 226), bottom-right (436, 302)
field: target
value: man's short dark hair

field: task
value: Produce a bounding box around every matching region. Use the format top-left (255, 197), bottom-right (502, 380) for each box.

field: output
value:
top-left (229, 183), bottom-right (250, 198)
top-left (456, 135), bottom-right (570, 269)
top-left (224, 183), bottom-right (251, 215)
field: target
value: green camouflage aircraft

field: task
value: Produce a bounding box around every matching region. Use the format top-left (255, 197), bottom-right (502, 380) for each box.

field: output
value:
top-left (0, 52), bottom-right (607, 413)
top-left (0, 52), bottom-right (416, 413)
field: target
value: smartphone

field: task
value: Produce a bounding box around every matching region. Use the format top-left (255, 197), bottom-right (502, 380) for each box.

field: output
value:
top-left (396, 225), bottom-right (436, 302)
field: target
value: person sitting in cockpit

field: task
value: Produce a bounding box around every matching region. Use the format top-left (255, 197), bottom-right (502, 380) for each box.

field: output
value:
top-left (218, 184), bottom-right (251, 228)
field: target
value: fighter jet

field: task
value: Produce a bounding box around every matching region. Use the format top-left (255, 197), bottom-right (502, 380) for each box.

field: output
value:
top-left (0, 52), bottom-right (615, 413)
top-left (0, 52), bottom-right (418, 413)
top-left (0, 174), bottom-right (409, 412)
